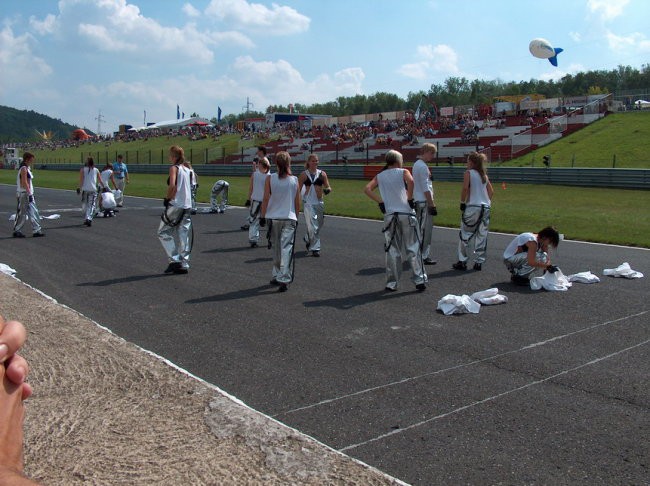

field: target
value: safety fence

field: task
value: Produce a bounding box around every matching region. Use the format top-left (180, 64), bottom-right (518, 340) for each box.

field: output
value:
top-left (26, 164), bottom-right (650, 189)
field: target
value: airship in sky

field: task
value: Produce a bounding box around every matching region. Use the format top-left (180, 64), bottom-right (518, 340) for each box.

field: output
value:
top-left (529, 38), bottom-right (563, 67)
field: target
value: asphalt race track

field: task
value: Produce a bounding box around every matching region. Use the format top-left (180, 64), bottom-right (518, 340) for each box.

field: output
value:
top-left (2, 184), bottom-right (649, 485)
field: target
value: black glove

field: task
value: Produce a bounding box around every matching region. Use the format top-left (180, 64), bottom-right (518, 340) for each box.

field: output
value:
top-left (163, 198), bottom-right (170, 208)
top-left (76, 188), bottom-right (81, 195)
top-left (546, 265), bottom-right (559, 273)
top-left (378, 202), bottom-right (386, 214)
top-left (245, 199), bottom-right (251, 207)
top-left (323, 188), bottom-right (331, 195)
top-left (28, 195), bottom-right (34, 203)
top-left (259, 217), bottom-right (266, 227)
top-left (408, 199), bottom-right (415, 209)
top-left (195, 183), bottom-right (199, 188)
top-left (460, 203), bottom-right (466, 211)
top-left (428, 206), bottom-right (437, 216)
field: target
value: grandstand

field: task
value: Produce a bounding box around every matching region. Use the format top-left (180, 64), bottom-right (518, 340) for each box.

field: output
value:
top-left (229, 95), bottom-right (612, 165)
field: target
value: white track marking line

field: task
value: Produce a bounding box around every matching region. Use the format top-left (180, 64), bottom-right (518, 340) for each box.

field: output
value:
top-left (339, 337), bottom-right (650, 452)
top-left (274, 310), bottom-right (648, 418)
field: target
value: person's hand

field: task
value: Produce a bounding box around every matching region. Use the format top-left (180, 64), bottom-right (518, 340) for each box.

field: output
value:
top-left (378, 202), bottom-right (386, 214)
top-left (0, 314), bottom-right (34, 482)
top-left (408, 199), bottom-right (415, 209)
top-left (27, 195), bottom-right (34, 204)
top-left (323, 188), bottom-right (331, 195)
top-left (244, 199), bottom-right (251, 207)
top-left (0, 316), bottom-right (31, 399)
top-left (546, 264), bottom-right (559, 273)
top-left (428, 206), bottom-right (437, 216)
top-left (76, 188), bottom-right (81, 195)
top-left (163, 198), bottom-right (170, 208)
top-left (259, 217), bottom-right (266, 227)
top-left (460, 203), bottom-right (466, 211)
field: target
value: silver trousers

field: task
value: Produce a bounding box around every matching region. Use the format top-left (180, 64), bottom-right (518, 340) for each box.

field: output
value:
top-left (14, 193), bottom-right (42, 233)
top-left (270, 219), bottom-right (297, 284)
top-left (504, 250), bottom-right (548, 279)
top-left (302, 200), bottom-right (324, 251)
top-left (247, 200), bottom-right (263, 243)
top-left (210, 182), bottom-right (229, 211)
top-left (81, 191), bottom-right (98, 221)
top-left (458, 205), bottom-right (490, 264)
top-left (414, 202), bottom-right (434, 260)
top-left (114, 178), bottom-right (125, 205)
top-left (383, 213), bottom-right (427, 289)
top-left (158, 206), bottom-right (193, 268)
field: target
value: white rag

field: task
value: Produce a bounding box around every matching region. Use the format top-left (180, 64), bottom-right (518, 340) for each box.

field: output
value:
top-left (603, 262), bottom-right (644, 279)
top-left (437, 294), bottom-right (481, 315)
top-left (567, 271), bottom-right (600, 284)
top-left (101, 192), bottom-right (117, 209)
top-left (9, 213), bottom-right (61, 221)
top-left (0, 263), bottom-right (17, 276)
top-left (470, 288), bottom-right (508, 305)
top-left (530, 268), bottom-right (572, 291)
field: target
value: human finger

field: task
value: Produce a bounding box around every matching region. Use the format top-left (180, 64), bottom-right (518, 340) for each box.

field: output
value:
top-left (0, 320), bottom-right (27, 364)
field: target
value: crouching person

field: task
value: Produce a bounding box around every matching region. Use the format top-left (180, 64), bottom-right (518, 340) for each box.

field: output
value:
top-left (503, 226), bottom-right (560, 285)
top-left (158, 145), bottom-right (193, 275)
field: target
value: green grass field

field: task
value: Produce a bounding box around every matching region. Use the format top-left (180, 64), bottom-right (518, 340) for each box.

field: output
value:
top-left (2, 170), bottom-right (648, 248)
top-left (511, 111), bottom-right (650, 168)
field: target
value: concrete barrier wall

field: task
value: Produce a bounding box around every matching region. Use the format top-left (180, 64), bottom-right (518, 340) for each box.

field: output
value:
top-left (26, 164), bottom-right (650, 189)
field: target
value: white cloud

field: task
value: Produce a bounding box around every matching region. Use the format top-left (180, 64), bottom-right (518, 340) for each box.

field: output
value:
top-left (606, 31), bottom-right (650, 53)
top-left (29, 14), bottom-right (57, 35)
top-left (27, 0), bottom-right (253, 66)
top-left (569, 31), bottom-right (582, 42)
top-left (587, 0), bottom-right (629, 21)
top-left (204, 0), bottom-right (310, 35)
top-left (182, 3), bottom-right (201, 18)
top-left (398, 44), bottom-right (459, 79)
top-left (0, 25), bottom-right (52, 94)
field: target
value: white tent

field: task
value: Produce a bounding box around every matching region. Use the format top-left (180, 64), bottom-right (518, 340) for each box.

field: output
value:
top-left (145, 117), bottom-right (211, 130)
top-left (634, 100), bottom-right (650, 109)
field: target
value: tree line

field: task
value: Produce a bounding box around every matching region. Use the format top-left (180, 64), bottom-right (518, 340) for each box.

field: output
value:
top-left (219, 64), bottom-right (649, 124)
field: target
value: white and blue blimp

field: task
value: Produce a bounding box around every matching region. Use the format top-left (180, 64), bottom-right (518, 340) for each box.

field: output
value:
top-left (529, 38), bottom-right (563, 67)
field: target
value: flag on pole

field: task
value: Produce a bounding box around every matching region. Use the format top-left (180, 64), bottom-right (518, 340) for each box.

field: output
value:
top-left (217, 106), bottom-right (222, 123)
top-left (414, 98), bottom-right (422, 121)
top-left (176, 104), bottom-right (180, 120)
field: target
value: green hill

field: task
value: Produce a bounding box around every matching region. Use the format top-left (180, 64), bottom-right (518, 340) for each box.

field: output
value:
top-left (510, 111), bottom-right (650, 168)
top-left (0, 105), bottom-right (89, 143)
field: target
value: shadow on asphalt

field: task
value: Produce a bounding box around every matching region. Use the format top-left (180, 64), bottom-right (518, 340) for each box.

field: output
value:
top-left (185, 284), bottom-right (282, 303)
top-left (303, 288), bottom-right (419, 310)
top-left (77, 274), bottom-right (168, 286)
top-left (203, 229), bottom-right (247, 235)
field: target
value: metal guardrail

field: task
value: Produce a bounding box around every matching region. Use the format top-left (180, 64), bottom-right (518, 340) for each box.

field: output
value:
top-left (26, 164), bottom-right (650, 189)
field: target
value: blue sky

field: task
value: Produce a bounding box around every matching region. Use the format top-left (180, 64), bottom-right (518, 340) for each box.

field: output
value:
top-left (1, 0), bottom-right (648, 134)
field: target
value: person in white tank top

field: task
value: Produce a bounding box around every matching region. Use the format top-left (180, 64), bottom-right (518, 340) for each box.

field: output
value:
top-left (453, 152), bottom-right (494, 271)
top-left (13, 152), bottom-right (44, 237)
top-left (364, 150), bottom-right (427, 291)
top-left (158, 145), bottom-right (194, 274)
top-left (245, 157), bottom-right (271, 246)
top-left (412, 142), bottom-right (438, 265)
top-left (298, 154), bottom-right (332, 257)
top-left (260, 151), bottom-right (301, 292)
top-left (78, 157), bottom-right (103, 226)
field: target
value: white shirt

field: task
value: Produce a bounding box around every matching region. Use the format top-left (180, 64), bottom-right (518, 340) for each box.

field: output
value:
top-left (251, 170), bottom-right (269, 201)
top-left (302, 169), bottom-right (323, 205)
top-left (100, 169), bottom-right (113, 188)
top-left (16, 166), bottom-right (33, 195)
top-left (503, 232), bottom-right (536, 259)
top-left (412, 159), bottom-right (433, 203)
top-left (266, 173), bottom-right (298, 221)
top-left (81, 167), bottom-right (100, 192)
top-left (467, 169), bottom-right (491, 207)
top-left (171, 164), bottom-right (192, 209)
top-left (377, 168), bottom-right (411, 215)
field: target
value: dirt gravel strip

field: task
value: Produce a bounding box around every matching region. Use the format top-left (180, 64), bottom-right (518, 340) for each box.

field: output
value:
top-left (0, 271), bottom-right (407, 485)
